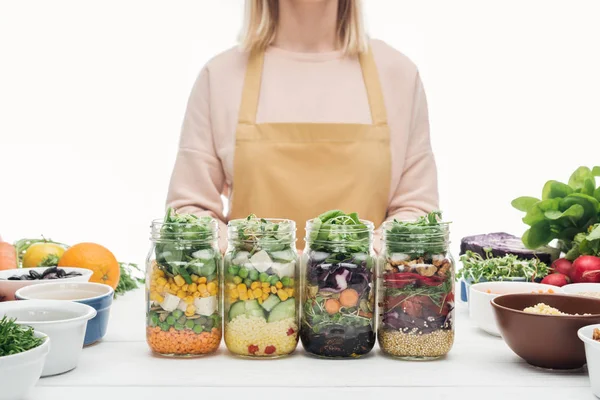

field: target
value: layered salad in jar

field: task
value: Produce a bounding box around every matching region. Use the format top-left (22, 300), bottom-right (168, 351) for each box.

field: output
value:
top-left (301, 210), bottom-right (376, 358)
top-left (224, 216), bottom-right (299, 357)
top-left (378, 211), bottom-right (455, 359)
top-left (146, 209), bottom-right (222, 356)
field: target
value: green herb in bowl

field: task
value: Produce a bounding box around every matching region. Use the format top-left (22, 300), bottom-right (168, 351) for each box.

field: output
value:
top-left (0, 316), bottom-right (44, 357)
top-left (458, 250), bottom-right (549, 283)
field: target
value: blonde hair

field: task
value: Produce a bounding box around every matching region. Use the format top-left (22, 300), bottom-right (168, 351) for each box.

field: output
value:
top-left (240, 0), bottom-right (368, 56)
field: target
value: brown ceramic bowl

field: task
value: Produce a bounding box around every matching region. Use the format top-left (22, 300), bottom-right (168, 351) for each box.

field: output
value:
top-left (491, 293), bottom-right (600, 369)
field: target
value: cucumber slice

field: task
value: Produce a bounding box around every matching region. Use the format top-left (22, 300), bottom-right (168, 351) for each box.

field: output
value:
top-left (261, 294), bottom-right (281, 312)
top-left (267, 299), bottom-right (295, 323)
top-left (228, 301), bottom-right (246, 321)
top-left (244, 299), bottom-right (261, 311)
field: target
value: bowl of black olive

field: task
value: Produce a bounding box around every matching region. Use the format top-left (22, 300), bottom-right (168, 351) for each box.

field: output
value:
top-left (0, 267), bottom-right (92, 301)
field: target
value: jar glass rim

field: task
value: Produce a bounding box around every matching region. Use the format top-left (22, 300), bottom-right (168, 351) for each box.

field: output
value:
top-left (150, 218), bottom-right (219, 242)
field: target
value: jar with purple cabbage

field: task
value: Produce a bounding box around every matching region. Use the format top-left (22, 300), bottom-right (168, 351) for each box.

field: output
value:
top-left (378, 211), bottom-right (455, 360)
top-left (300, 210), bottom-right (376, 358)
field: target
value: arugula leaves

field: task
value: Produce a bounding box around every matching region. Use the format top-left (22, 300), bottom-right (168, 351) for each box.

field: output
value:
top-left (384, 211), bottom-right (448, 255)
top-left (154, 208), bottom-right (219, 283)
top-left (229, 214), bottom-right (294, 253)
top-left (512, 166), bottom-right (600, 251)
top-left (307, 210), bottom-right (371, 253)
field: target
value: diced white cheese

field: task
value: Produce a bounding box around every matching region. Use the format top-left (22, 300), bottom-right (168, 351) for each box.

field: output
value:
top-left (250, 250), bottom-right (272, 273)
top-left (271, 261), bottom-right (295, 278)
top-left (177, 300), bottom-right (188, 312)
top-left (192, 249), bottom-right (214, 260)
top-left (160, 293), bottom-right (181, 312)
top-left (232, 251), bottom-right (250, 266)
top-left (194, 295), bottom-right (218, 316)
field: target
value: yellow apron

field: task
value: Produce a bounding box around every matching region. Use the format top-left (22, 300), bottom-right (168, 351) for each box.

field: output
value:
top-left (230, 49), bottom-right (391, 247)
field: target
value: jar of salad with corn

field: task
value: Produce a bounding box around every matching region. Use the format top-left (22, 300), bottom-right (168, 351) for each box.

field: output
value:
top-left (223, 215), bottom-right (299, 358)
top-left (146, 208), bottom-right (222, 357)
top-left (378, 211), bottom-right (455, 360)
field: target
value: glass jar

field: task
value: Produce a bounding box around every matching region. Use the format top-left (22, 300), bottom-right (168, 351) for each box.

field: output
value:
top-left (223, 217), bottom-right (299, 358)
top-left (377, 215), bottom-right (455, 360)
top-left (145, 213), bottom-right (222, 357)
top-left (301, 217), bottom-right (376, 358)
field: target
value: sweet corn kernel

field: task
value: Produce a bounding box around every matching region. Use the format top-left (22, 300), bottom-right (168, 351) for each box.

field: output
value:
top-left (198, 277), bottom-right (207, 284)
top-left (191, 274), bottom-right (199, 283)
top-left (184, 296), bottom-right (194, 305)
top-left (253, 288), bottom-right (263, 298)
top-left (188, 283), bottom-right (197, 293)
top-left (277, 289), bottom-right (289, 301)
top-left (247, 289), bottom-right (255, 300)
top-left (207, 282), bottom-right (217, 292)
top-left (230, 288), bottom-right (239, 298)
top-left (156, 277), bottom-right (167, 286)
top-left (271, 286), bottom-right (277, 294)
top-left (258, 298), bottom-right (263, 305)
top-left (201, 292), bottom-right (210, 298)
top-left (237, 284), bottom-right (247, 293)
top-left (198, 283), bottom-right (208, 293)
top-left (156, 284), bottom-right (165, 294)
top-left (262, 292), bottom-right (269, 300)
top-left (250, 282), bottom-right (260, 290)
top-left (286, 288), bottom-right (294, 297)
top-left (239, 292), bottom-right (248, 301)
top-left (186, 304), bottom-right (196, 314)
top-left (155, 295), bottom-right (164, 303)
top-left (193, 292), bottom-right (202, 298)
top-left (174, 275), bottom-right (185, 287)
top-left (177, 290), bottom-right (187, 299)
top-left (182, 284), bottom-right (189, 292)
top-left (156, 270), bottom-right (165, 277)
top-left (262, 282), bottom-right (270, 289)
top-left (168, 288), bottom-right (177, 295)
top-left (209, 288), bottom-right (218, 296)
top-left (275, 282), bottom-right (283, 289)
top-left (226, 283), bottom-right (236, 290)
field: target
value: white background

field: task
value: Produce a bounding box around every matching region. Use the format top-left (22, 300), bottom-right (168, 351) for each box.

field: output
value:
top-left (1, 0), bottom-right (599, 264)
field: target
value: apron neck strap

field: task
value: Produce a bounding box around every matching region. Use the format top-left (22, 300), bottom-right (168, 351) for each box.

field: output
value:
top-left (238, 47), bottom-right (388, 126)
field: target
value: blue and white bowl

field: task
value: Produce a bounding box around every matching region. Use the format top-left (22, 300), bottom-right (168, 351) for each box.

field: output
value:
top-left (15, 282), bottom-right (113, 345)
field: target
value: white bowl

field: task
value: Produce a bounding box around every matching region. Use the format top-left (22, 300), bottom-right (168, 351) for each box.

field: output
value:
top-left (469, 281), bottom-right (564, 336)
top-left (578, 324), bottom-right (600, 398)
top-left (563, 283), bottom-right (600, 299)
top-left (0, 300), bottom-right (96, 376)
top-left (0, 267), bottom-right (93, 301)
top-left (0, 331), bottom-right (50, 400)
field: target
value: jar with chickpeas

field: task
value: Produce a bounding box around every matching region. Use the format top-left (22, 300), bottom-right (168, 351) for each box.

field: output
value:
top-left (223, 216), bottom-right (299, 358)
top-left (378, 212), bottom-right (455, 360)
top-left (146, 208), bottom-right (222, 357)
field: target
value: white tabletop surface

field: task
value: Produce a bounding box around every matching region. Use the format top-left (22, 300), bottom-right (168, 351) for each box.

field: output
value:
top-left (26, 289), bottom-right (596, 400)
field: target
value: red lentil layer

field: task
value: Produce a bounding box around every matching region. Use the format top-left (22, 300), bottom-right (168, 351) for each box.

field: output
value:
top-left (147, 326), bottom-right (221, 355)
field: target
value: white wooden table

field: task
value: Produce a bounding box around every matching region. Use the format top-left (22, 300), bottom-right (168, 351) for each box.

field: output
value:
top-left (26, 289), bottom-right (595, 400)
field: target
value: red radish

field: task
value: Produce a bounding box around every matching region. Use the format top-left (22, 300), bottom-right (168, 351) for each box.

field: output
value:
top-left (541, 273), bottom-right (570, 287)
top-left (570, 256), bottom-right (600, 283)
top-left (551, 258), bottom-right (573, 276)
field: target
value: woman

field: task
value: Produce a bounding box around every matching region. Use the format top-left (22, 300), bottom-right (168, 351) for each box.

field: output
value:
top-left (167, 0), bottom-right (438, 249)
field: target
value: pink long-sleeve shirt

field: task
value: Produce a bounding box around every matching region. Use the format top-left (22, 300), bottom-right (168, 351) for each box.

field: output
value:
top-left (167, 39), bottom-right (439, 248)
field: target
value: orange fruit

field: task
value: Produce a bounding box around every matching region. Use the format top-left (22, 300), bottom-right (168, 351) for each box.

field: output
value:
top-left (22, 243), bottom-right (66, 268)
top-left (58, 243), bottom-right (120, 289)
